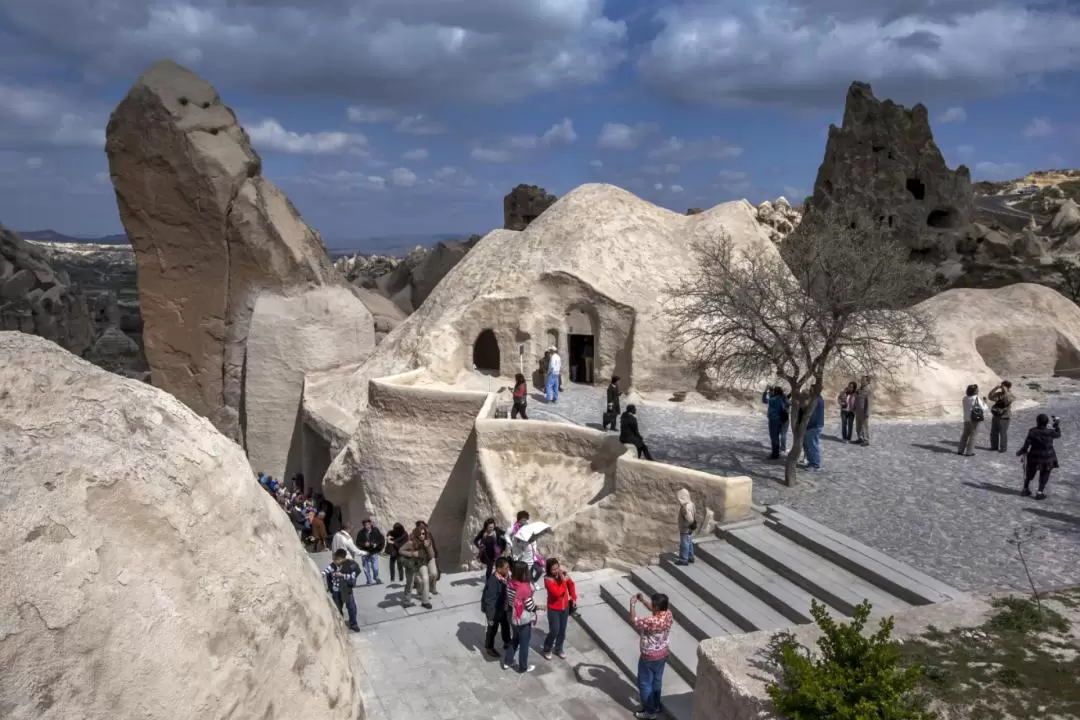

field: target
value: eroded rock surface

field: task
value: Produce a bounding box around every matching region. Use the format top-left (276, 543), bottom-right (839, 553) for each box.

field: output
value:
top-left (756, 197), bottom-right (803, 243)
top-left (503, 184), bottom-right (557, 230)
top-left (0, 331), bottom-right (363, 720)
top-left (106, 59), bottom-right (334, 441)
top-left (808, 81), bottom-right (973, 259)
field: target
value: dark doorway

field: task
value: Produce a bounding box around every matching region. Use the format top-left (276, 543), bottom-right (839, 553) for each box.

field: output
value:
top-left (926, 207), bottom-right (962, 229)
top-left (568, 333), bottom-right (595, 384)
top-left (905, 177), bottom-right (926, 200)
top-left (473, 329), bottom-right (500, 374)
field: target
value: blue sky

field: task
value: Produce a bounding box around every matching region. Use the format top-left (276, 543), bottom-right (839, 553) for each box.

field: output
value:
top-left (1, 0), bottom-right (1078, 248)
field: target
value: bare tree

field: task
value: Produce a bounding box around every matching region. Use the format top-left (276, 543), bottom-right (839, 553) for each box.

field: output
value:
top-left (668, 212), bottom-right (939, 485)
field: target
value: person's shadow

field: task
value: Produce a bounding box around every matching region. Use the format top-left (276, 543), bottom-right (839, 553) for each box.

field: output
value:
top-left (455, 620), bottom-right (490, 656)
top-left (573, 663), bottom-right (638, 711)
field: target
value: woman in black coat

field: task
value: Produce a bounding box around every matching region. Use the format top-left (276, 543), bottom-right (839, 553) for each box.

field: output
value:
top-left (1016, 413), bottom-right (1062, 500)
top-left (473, 518), bottom-right (507, 580)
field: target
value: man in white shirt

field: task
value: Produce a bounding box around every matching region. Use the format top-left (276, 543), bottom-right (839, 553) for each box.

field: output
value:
top-left (545, 345), bottom-right (562, 403)
top-left (332, 523), bottom-right (367, 561)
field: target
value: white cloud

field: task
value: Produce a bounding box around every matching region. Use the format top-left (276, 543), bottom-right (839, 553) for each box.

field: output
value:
top-left (403, 148), bottom-right (429, 161)
top-left (642, 163), bottom-right (680, 175)
top-left (597, 122), bottom-right (659, 150)
top-left (4, 1), bottom-right (627, 105)
top-left (507, 119), bottom-right (577, 150)
top-left (654, 182), bottom-right (664, 191)
top-left (288, 170), bottom-right (386, 192)
top-left (937, 106), bottom-right (966, 124)
top-left (957, 144), bottom-right (975, 158)
top-left (247, 119), bottom-right (368, 155)
top-left (471, 147), bottom-right (514, 163)
top-left (782, 186), bottom-right (804, 200)
top-left (974, 161), bottom-right (1023, 178)
top-left (347, 105), bottom-right (398, 123)
top-left (718, 169), bottom-right (748, 182)
top-left (670, 184), bottom-right (684, 193)
top-left (1022, 117), bottom-right (1055, 138)
top-left (0, 82), bottom-right (104, 148)
top-left (391, 167), bottom-right (418, 187)
top-left (432, 166), bottom-right (477, 188)
top-left (650, 136), bottom-right (742, 162)
top-left (589, 159), bottom-right (603, 169)
top-left (24, 156), bottom-right (43, 169)
top-left (395, 114), bottom-right (446, 135)
top-left (638, 2), bottom-right (1080, 108)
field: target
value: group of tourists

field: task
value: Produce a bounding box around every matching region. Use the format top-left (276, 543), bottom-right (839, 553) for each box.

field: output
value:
top-left (761, 377), bottom-right (872, 470)
top-left (257, 472), bottom-right (341, 551)
top-left (958, 380), bottom-right (1062, 499)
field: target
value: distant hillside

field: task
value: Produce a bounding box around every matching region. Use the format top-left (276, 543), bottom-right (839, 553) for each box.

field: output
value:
top-left (20, 229), bottom-right (130, 245)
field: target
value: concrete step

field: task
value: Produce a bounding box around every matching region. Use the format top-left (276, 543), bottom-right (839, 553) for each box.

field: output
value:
top-left (599, 579), bottom-right (700, 686)
top-left (574, 602), bottom-right (695, 720)
top-left (764, 505), bottom-right (966, 604)
top-left (659, 553), bottom-right (792, 633)
top-left (693, 539), bottom-right (845, 625)
top-left (721, 524), bottom-right (911, 616)
top-left (709, 515), bottom-right (765, 535)
top-left (629, 565), bottom-right (742, 640)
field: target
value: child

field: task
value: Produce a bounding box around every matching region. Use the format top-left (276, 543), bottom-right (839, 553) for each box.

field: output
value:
top-left (481, 557), bottom-right (512, 657)
top-left (503, 561), bottom-right (540, 673)
top-left (322, 549), bottom-right (360, 631)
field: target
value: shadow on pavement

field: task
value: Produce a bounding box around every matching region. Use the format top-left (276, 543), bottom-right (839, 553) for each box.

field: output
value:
top-left (1023, 507), bottom-right (1080, 529)
top-left (911, 442), bottom-right (959, 455)
top-left (572, 663), bottom-right (638, 711)
top-left (962, 481), bottom-right (1022, 497)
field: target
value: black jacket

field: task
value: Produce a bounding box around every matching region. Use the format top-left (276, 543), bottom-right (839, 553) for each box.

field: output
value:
top-left (473, 528), bottom-right (507, 562)
top-left (619, 412), bottom-right (643, 445)
top-left (1017, 422), bottom-right (1061, 468)
top-left (481, 574), bottom-right (509, 621)
top-left (356, 526), bottom-right (386, 554)
top-left (386, 527), bottom-right (408, 557)
top-left (606, 383), bottom-right (620, 412)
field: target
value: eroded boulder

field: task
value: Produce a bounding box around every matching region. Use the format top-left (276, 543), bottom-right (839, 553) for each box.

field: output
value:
top-left (0, 331), bottom-right (362, 720)
top-left (503, 184), bottom-right (557, 231)
top-left (105, 60), bottom-right (334, 442)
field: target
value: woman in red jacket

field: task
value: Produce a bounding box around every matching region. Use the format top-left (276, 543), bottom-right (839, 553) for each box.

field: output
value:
top-left (541, 557), bottom-right (577, 660)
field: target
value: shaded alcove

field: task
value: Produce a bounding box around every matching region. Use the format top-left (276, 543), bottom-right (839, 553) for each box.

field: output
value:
top-left (472, 329), bottom-right (500, 374)
top-left (906, 177), bottom-right (926, 200)
top-left (927, 207), bottom-right (963, 230)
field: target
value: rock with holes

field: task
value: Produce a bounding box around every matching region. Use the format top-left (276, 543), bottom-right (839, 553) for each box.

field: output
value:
top-left (805, 81), bottom-right (974, 258)
top-left (0, 331), bottom-right (363, 720)
top-left (105, 59), bottom-right (334, 443)
top-left (868, 283), bottom-right (1080, 417)
top-left (0, 224), bottom-right (95, 354)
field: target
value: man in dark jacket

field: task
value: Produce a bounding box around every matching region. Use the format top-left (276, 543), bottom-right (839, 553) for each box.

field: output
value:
top-left (620, 404), bottom-right (653, 460)
top-left (356, 519), bottom-right (386, 585)
top-left (1017, 413), bottom-right (1061, 500)
top-left (603, 375), bottom-right (621, 431)
top-left (481, 557), bottom-right (512, 657)
top-left (988, 380), bottom-right (1014, 452)
top-left (800, 394), bottom-right (826, 470)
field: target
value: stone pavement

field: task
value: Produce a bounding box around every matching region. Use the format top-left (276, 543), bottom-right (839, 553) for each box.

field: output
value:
top-left (527, 381), bottom-right (1080, 594)
top-left (318, 554), bottom-right (644, 720)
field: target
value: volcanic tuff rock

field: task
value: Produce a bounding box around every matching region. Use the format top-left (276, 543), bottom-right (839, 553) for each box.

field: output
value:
top-left (808, 81), bottom-right (974, 258)
top-left (106, 59), bottom-right (335, 442)
top-left (755, 197), bottom-right (803, 243)
top-left (503, 183), bottom-right (557, 230)
top-left (0, 331), bottom-right (363, 720)
top-left (0, 225), bottom-right (94, 355)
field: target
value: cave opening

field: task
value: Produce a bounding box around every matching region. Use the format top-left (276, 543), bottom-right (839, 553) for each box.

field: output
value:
top-left (927, 207), bottom-right (963, 230)
top-left (905, 177), bottom-right (926, 200)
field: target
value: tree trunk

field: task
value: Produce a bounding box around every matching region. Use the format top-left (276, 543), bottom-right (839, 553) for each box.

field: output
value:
top-left (784, 405), bottom-right (814, 486)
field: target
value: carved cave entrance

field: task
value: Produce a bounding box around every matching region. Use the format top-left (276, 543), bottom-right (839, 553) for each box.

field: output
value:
top-left (927, 207), bottom-right (963, 230)
top-left (472, 329), bottom-right (500, 375)
top-left (565, 307), bottom-right (597, 384)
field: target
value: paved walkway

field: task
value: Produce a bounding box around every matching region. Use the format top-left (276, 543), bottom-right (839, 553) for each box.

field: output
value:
top-left (528, 382), bottom-right (1080, 594)
top-left (316, 554), bottom-right (640, 720)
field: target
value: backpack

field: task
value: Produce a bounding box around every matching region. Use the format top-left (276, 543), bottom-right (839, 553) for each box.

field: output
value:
top-left (970, 401), bottom-right (985, 423)
top-left (511, 581), bottom-right (531, 624)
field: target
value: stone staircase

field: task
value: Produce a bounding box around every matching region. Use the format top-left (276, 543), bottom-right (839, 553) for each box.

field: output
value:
top-left (575, 504), bottom-right (966, 720)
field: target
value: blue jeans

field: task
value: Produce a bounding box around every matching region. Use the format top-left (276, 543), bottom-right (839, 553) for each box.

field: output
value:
top-left (679, 532), bottom-right (695, 562)
top-left (361, 553), bottom-right (380, 583)
top-left (545, 372), bottom-right (560, 402)
top-left (333, 587), bottom-right (358, 628)
top-left (543, 609), bottom-right (568, 654)
top-left (504, 622), bottom-right (533, 670)
top-left (803, 427), bottom-right (822, 468)
top-left (637, 656), bottom-right (667, 714)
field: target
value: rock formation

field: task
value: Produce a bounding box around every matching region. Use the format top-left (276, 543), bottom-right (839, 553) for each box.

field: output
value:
top-left (106, 60), bottom-right (335, 442)
top-left (503, 184), bottom-right (557, 230)
top-left (244, 286), bottom-right (375, 481)
top-left (755, 197), bottom-right (803, 243)
top-left (808, 81), bottom-right (974, 259)
top-left (0, 331), bottom-right (363, 720)
top-left (1, 225), bottom-right (95, 355)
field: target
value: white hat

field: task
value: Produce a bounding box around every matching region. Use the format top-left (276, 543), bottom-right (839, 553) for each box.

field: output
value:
top-left (547, 345), bottom-right (557, 352)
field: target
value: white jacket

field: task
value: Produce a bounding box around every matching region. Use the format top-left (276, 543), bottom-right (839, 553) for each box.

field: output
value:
top-left (548, 352), bottom-right (561, 375)
top-left (332, 530), bottom-right (367, 560)
top-left (962, 395), bottom-right (986, 421)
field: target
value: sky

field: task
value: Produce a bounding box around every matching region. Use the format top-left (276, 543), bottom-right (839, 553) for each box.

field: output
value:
top-left (1, 0), bottom-right (1079, 248)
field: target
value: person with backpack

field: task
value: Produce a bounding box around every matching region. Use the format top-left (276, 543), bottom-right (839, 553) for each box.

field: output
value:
top-left (511, 373), bottom-right (529, 419)
top-left (959, 383), bottom-right (988, 456)
top-left (630, 592), bottom-right (673, 720)
top-left (988, 380), bottom-right (1014, 452)
top-left (398, 524), bottom-right (435, 610)
top-left (481, 557), bottom-right (512, 657)
top-left (473, 518), bottom-right (507, 581)
top-left (674, 488), bottom-right (697, 566)
top-left (385, 522), bottom-right (409, 584)
top-left (1017, 413), bottom-right (1062, 500)
top-left (541, 558), bottom-right (576, 660)
top-left (503, 561), bottom-right (541, 673)
top-left (322, 549), bottom-right (361, 632)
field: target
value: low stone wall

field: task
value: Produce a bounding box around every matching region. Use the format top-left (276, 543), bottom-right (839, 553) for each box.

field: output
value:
top-left (692, 595), bottom-right (995, 720)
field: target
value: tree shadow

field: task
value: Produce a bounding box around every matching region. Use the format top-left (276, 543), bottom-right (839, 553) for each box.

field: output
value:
top-left (961, 481), bottom-right (1020, 497)
top-left (572, 663), bottom-right (638, 711)
top-left (648, 436), bottom-right (789, 488)
top-left (911, 442), bottom-right (960, 455)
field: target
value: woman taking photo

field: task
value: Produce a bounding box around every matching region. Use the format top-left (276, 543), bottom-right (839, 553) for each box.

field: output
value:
top-left (541, 558), bottom-right (577, 660)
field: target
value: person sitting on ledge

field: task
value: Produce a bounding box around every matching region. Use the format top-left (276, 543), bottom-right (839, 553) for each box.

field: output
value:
top-left (620, 404), bottom-right (654, 460)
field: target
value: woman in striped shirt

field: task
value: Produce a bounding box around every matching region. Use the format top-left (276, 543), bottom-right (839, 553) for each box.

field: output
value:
top-left (503, 561), bottom-right (541, 673)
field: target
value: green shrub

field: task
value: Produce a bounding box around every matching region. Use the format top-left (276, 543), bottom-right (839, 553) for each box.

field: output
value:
top-left (766, 600), bottom-right (934, 719)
